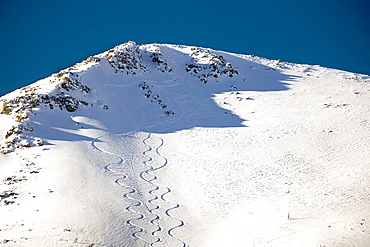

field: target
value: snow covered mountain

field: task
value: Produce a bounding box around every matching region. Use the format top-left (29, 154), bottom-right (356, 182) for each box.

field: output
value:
top-left (0, 41), bottom-right (370, 246)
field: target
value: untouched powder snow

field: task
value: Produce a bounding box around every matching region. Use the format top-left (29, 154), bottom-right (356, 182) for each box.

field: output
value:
top-left (0, 41), bottom-right (370, 246)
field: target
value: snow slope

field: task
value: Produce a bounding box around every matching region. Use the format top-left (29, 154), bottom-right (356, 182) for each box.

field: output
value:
top-left (0, 41), bottom-right (370, 246)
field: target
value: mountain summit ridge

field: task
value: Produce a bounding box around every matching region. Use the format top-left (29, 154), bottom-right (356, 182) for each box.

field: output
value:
top-left (0, 41), bottom-right (281, 154)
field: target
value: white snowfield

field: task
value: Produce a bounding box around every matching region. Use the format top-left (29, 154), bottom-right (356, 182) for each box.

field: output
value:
top-left (0, 41), bottom-right (369, 246)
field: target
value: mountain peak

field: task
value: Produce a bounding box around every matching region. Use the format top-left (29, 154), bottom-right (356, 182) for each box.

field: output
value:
top-left (1, 41), bottom-right (369, 155)
top-left (0, 41), bottom-right (249, 153)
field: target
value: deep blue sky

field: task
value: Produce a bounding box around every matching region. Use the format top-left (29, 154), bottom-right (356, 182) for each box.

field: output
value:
top-left (1, 0), bottom-right (369, 96)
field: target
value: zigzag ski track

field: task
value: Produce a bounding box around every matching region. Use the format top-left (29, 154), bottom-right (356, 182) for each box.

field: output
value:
top-left (90, 132), bottom-right (187, 247)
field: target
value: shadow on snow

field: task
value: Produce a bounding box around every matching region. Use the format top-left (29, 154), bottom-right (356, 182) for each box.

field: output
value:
top-left (30, 46), bottom-right (300, 142)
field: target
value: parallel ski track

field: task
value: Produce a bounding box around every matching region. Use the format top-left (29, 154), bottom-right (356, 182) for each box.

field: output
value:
top-left (138, 71), bottom-right (203, 247)
top-left (89, 70), bottom-right (191, 246)
top-left (140, 134), bottom-right (163, 246)
top-left (140, 133), bottom-right (187, 247)
top-left (91, 135), bottom-right (151, 246)
top-left (138, 72), bottom-right (198, 246)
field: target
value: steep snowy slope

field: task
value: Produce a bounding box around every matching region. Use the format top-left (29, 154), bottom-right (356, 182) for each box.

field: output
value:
top-left (0, 41), bottom-right (369, 246)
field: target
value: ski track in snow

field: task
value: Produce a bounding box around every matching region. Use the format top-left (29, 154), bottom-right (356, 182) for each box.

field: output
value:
top-left (88, 75), bottom-right (189, 246)
top-left (91, 135), bottom-right (152, 247)
top-left (141, 133), bottom-right (187, 247)
top-left (91, 133), bottom-right (187, 247)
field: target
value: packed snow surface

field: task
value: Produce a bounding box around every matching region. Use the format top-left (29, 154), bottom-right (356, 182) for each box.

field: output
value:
top-left (0, 41), bottom-right (370, 246)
